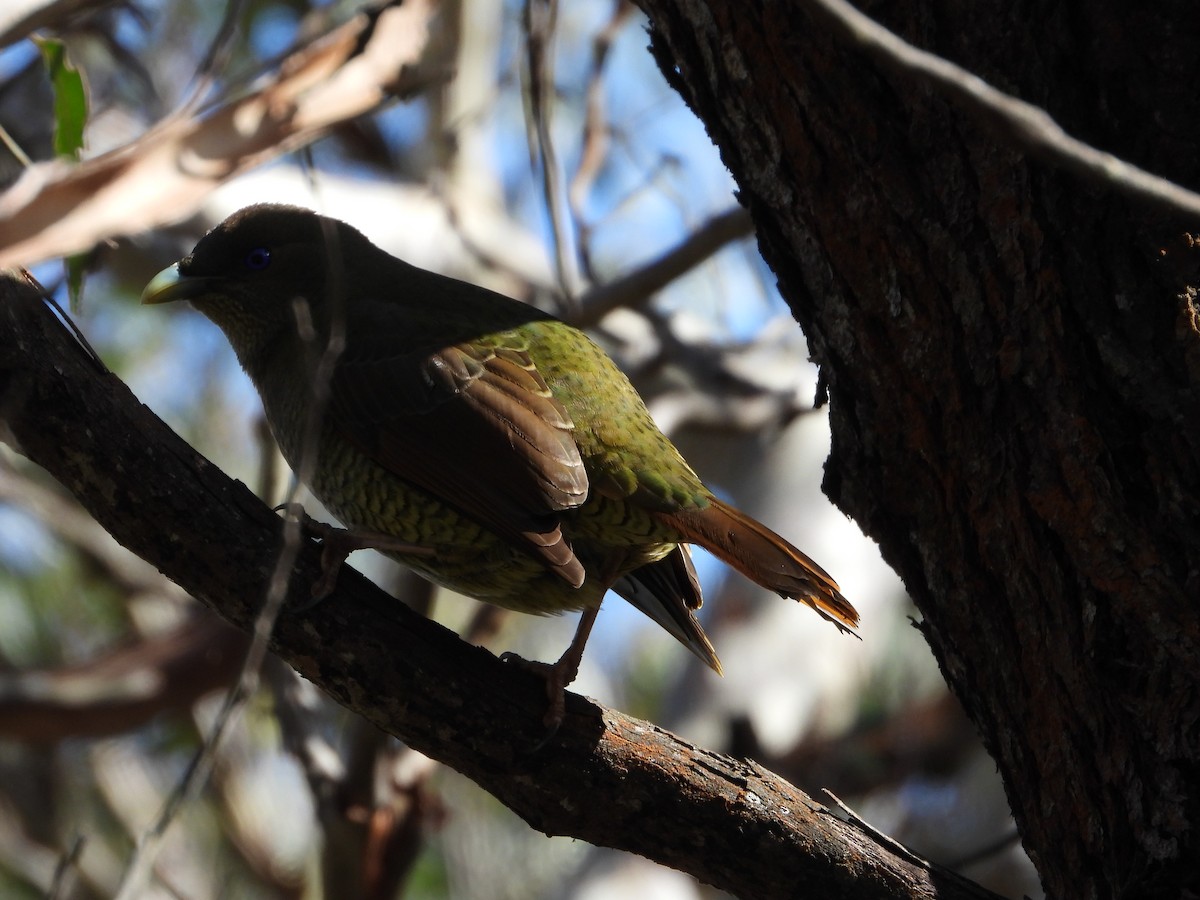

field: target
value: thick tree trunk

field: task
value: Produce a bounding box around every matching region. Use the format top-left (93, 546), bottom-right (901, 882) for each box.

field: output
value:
top-left (632, 1), bottom-right (1200, 898)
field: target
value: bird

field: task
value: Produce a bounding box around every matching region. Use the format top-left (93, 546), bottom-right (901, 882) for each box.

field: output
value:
top-left (142, 203), bottom-right (859, 734)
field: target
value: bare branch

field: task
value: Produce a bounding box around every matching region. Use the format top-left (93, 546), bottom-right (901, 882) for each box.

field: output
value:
top-left (0, 0), bottom-right (118, 48)
top-left (574, 205), bottom-right (753, 326)
top-left (0, 0), bottom-right (444, 269)
top-left (523, 0), bottom-right (581, 301)
top-left (0, 274), bottom-right (1002, 899)
top-left (804, 0), bottom-right (1200, 219)
top-left (0, 614), bottom-right (246, 743)
top-left (568, 0), bottom-right (637, 281)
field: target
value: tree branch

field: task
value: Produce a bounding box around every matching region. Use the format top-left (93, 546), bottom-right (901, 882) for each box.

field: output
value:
top-left (0, 613), bottom-right (246, 743)
top-left (0, 0), bottom-right (443, 269)
top-left (0, 0), bottom-right (118, 48)
top-left (574, 205), bottom-right (754, 326)
top-left (0, 270), bottom-right (1002, 897)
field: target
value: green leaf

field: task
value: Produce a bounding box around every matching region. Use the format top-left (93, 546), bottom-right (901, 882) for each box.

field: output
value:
top-left (32, 36), bottom-right (88, 160)
top-left (33, 37), bottom-right (90, 308)
top-left (66, 253), bottom-right (87, 312)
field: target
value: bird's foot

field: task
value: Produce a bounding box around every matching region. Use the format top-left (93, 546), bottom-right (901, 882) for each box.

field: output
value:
top-left (311, 526), bottom-right (438, 599)
top-left (499, 652), bottom-right (575, 750)
top-left (272, 504), bottom-right (436, 600)
top-left (273, 502), bottom-right (322, 532)
top-left (500, 605), bottom-right (600, 750)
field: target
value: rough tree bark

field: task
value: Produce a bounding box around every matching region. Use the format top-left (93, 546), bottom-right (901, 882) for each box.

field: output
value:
top-left (631, 1), bottom-right (1200, 898)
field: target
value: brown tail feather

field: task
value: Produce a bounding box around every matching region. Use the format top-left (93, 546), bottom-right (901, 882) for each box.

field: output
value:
top-left (657, 498), bottom-right (859, 633)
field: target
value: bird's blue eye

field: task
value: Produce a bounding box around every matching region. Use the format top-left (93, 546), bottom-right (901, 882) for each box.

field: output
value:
top-left (244, 248), bottom-right (271, 271)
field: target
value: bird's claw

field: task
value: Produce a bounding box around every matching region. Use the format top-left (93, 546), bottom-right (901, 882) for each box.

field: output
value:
top-left (273, 501), bottom-right (323, 531)
top-left (500, 652), bottom-right (571, 750)
top-left (272, 505), bottom-right (437, 602)
top-left (500, 606), bottom-right (598, 750)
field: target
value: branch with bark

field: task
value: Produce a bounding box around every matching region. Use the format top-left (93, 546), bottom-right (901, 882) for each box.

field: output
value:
top-left (0, 0), bottom-right (443, 268)
top-left (0, 274), bottom-right (1001, 899)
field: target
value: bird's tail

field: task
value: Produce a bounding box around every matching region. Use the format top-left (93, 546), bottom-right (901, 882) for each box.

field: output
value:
top-left (657, 498), bottom-right (859, 633)
top-left (614, 545), bottom-right (723, 674)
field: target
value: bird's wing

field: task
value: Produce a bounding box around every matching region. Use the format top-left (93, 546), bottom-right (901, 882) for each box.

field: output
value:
top-left (327, 316), bottom-right (589, 587)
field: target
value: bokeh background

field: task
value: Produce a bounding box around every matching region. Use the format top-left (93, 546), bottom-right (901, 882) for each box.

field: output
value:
top-left (0, 1), bottom-right (1040, 897)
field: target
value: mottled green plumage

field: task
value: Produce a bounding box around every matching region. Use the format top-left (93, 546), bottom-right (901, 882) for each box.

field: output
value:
top-left (298, 315), bottom-right (707, 613)
top-left (143, 204), bottom-right (857, 676)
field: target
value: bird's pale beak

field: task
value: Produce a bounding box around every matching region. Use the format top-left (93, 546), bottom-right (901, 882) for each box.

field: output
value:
top-left (140, 265), bottom-right (220, 305)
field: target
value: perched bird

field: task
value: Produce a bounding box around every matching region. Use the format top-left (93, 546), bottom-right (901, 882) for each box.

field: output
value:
top-left (143, 204), bottom-right (858, 731)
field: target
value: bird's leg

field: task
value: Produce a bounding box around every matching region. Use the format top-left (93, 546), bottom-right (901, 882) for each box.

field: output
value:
top-left (275, 504), bottom-right (436, 600)
top-left (540, 604), bottom-right (600, 730)
top-left (504, 553), bottom-right (627, 747)
top-left (501, 604), bottom-right (601, 749)
top-left (311, 526), bottom-right (438, 599)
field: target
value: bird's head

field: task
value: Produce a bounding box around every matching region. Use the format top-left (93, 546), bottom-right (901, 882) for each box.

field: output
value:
top-left (142, 203), bottom-right (376, 370)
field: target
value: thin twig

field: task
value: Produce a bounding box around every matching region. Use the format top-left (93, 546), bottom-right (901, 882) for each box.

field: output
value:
top-left (574, 205), bottom-right (753, 326)
top-left (805, 0), bottom-right (1200, 219)
top-left (178, 0), bottom-right (247, 113)
top-left (524, 0), bottom-right (581, 303)
top-left (0, 124), bottom-right (32, 168)
top-left (822, 789), bottom-right (931, 870)
top-left (944, 829), bottom-right (1022, 870)
top-left (568, 0), bottom-right (635, 282)
top-left (111, 511), bottom-right (306, 899)
top-left (21, 272), bottom-right (106, 372)
top-left (46, 834), bottom-right (84, 900)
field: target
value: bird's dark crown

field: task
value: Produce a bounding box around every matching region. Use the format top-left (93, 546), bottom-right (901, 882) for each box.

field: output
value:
top-left (170, 203), bottom-right (562, 359)
top-left (179, 203), bottom-right (373, 284)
